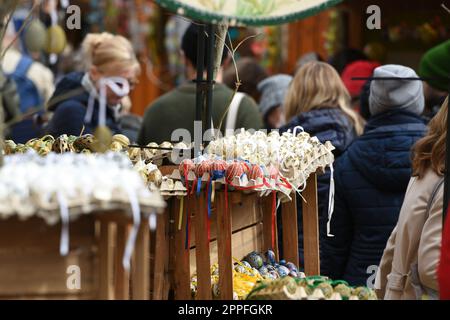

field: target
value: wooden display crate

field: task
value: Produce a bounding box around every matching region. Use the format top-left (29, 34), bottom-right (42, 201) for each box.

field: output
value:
top-left (157, 166), bottom-right (320, 300)
top-left (0, 211), bottom-right (153, 300)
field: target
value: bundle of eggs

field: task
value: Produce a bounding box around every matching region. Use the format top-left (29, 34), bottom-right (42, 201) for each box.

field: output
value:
top-left (127, 141), bottom-right (191, 165)
top-left (247, 276), bottom-right (378, 300)
top-left (3, 134), bottom-right (131, 156)
top-left (133, 161), bottom-right (163, 187)
top-left (238, 250), bottom-right (303, 280)
top-left (178, 158), bottom-right (280, 184)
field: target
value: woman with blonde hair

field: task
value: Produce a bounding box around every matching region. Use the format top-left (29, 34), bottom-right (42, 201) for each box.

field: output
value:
top-left (279, 61), bottom-right (362, 268)
top-left (375, 97), bottom-right (447, 299)
top-left (46, 32), bottom-right (140, 137)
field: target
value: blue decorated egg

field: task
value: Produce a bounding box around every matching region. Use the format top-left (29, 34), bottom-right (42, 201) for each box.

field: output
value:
top-left (265, 250), bottom-right (276, 265)
top-left (244, 252), bottom-right (264, 269)
top-left (277, 266), bottom-right (290, 277)
top-left (280, 259), bottom-right (287, 266)
top-left (286, 262), bottom-right (298, 272)
top-left (258, 266), bottom-right (269, 276)
top-left (241, 261), bottom-right (252, 269)
top-left (269, 270), bottom-right (279, 279)
top-left (289, 271), bottom-right (298, 278)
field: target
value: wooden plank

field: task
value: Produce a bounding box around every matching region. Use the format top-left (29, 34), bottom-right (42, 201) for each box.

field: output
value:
top-left (194, 193), bottom-right (211, 300)
top-left (190, 224), bottom-right (263, 272)
top-left (114, 223), bottom-right (129, 300)
top-left (302, 173), bottom-right (320, 276)
top-left (261, 193), bottom-right (279, 260)
top-left (98, 221), bottom-right (114, 299)
top-left (131, 222), bottom-right (150, 300)
top-left (281, 195), bottom-right (299, 266)
top-left (0, 249), bottom-right (97, 297)
top-left (153, 211), bottom-right (168, 299)
top-left (172, 197), bottom-right (191, 300)
top-left (216, 191), bottom-right (233, 300)
top-left (189, 191), bottom-right (261, 247)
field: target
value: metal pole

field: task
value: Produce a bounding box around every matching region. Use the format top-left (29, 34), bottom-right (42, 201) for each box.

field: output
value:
top-left (195, 24), bottom-right (206, 154)
top-left (444, 89), bottom-right (450, 224)
top-left (205, 24), bottom-right (215, 133)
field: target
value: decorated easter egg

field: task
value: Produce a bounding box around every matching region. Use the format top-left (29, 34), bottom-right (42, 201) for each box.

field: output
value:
top-left (289, 271), bottom-right (298, 278)
top-left (212, 283), bottom-right (220, 297)
top-left (45, 25), bottom-right (67, 54)
top-left (52, 134), bottom-right (70, 153)
top-left (241, 261), bottom-right (252, 269)
top-left (234, 264), bottom-right (246, 274)
top-left (268, 270), bottom-right (279, 279)
top-left (279, 260), bottom-right (286, 266)
top-left (195, 160), bottom-right (212, 177)
top-left (249, 165), bottom-right (264, 180)
top-left (212, 159), bottom-right (228, 172)
top-left (225, 161), bottom-right (245, 181)
top-left (264, 250), bottom-right (276, 265)
top-left (25, 19), bottom-right (47, 53)
top-left (241, 161), bottom-right (251, 176)
top-left (276, 266), bottom-right (289, 277)
top-left (266, 264), bottom-right (276, 272)
top-left (179, 159), bottom-right (195, 174)
top-left (258, 266), bottom-right (269, 276)
top-left (317, 282), bottom-right (334, 299)
top-left (285, 262), bottom-right (297, 272)
top-left (352, 286), bottom-right (371, 300)
top-left (73, 134), bottom-right (95, 152)
top-left (244, 252), bottom-right (264, 269)
top-left (333, 283), bottom-right (352, 300)
top-left (268, 165), bottom-right (280, 179)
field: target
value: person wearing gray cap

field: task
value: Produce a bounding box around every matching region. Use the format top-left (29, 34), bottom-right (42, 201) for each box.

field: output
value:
top-left (321, 64), bottom-right (428, 286)
top-left (257, 74), bottom-right (292, 130)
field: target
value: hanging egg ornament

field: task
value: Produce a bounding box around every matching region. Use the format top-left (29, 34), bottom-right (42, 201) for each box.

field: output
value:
top-left (212, 159), bottom-right (228, 172)
top-left (112, 134), bottom-right (130, 148)
top-left (195, 160), bottom-right (212, 178)
top-left (225, 161), bottom-right (245, 181)
top-left (45, 25), bottom-right (67, 54)
top-left (52, 134), bottom-right (71, 153)
top-left (93, 126), bottom-right (113, 153)
top-left (109, 141), bottom-right (123, 152)
top-left (179, 158), bottom-right (195, 176)
top-left (4, 140), bottom-right (17, 154)
top-left (249, 165), bottom-right (264, 180)
top-left (74, 134), bottom-right (96, 152)
top-left (24, 19), bottom-right (47, 53)
top-left (268, 165), bottom-right (280, 180)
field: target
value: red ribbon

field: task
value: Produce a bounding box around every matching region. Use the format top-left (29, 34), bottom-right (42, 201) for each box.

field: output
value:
top-left (271, 191), bottom-right (276, 250)
top-left (190, 177), bottom-right (197, 195)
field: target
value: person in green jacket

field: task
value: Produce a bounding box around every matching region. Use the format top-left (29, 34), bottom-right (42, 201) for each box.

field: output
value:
top-left (137, 23), bottom-right (263, 145)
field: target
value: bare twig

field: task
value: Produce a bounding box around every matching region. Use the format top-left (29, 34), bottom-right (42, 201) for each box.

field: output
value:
top-left (0, 1), bottom-right (38, 60)
top-left (442, 3), bottom-right (450, 14)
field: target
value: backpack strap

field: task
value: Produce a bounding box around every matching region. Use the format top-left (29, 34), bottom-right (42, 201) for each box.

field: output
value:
top-left (426, 177), bottom-right (445, 218)
top-left (225, 92), bottom-right (245, 137)
top-left (14, 56), bottom-right (34, 78)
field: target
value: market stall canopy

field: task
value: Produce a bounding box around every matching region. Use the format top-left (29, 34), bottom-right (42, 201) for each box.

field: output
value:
top-left (155, 0), bottom-right (343, 26)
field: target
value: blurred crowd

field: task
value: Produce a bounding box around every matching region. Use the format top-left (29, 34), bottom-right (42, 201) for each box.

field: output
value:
top-left (2, 20), bottom-right (450, 299)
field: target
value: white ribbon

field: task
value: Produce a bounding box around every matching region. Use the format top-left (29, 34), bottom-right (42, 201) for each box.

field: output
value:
top-left (57, 191), bottom-right (70, 256)
top-left (122, 186), bottom-right (141, 272)
top-left (84, 77), bottom-right (130, 127)
top-left (326, 163), bottom-right (335, 237)
top-left (148, 212), bottom-right (157, 231)
top-left (60, 0), bottom-right (70, 8)
top-left (292, 125), bottom-right (304, 137)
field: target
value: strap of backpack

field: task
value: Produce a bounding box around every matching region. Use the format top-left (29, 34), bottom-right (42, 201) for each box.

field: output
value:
top-left (14, 56), bottom-right (34, 78)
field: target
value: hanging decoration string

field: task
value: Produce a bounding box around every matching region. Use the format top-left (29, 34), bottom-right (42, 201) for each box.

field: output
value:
top-left (122, 186), bottom-right (141, 272)
top-left (57, 191), bottom-right (70, 256)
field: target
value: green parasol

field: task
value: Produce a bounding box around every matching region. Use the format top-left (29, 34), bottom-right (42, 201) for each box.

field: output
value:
top-left (155, 0), bottom-right (343, 26)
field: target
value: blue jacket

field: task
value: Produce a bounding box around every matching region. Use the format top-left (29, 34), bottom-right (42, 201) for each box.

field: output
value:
top-left (46, 72), bottom-right (120, 137)
top-left (279, 107), bottom-right (357, 268)
top-left (321, 111), bottom-right (427, 286)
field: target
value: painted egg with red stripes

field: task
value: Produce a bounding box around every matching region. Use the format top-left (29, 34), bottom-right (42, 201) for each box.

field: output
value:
top-left (249, 165), bottom-right (264, 180)
top-left (212, 159), bottom-right (228, 172)
top-left (179, 159), bottom-right (195, 174)
top-left (268, 165), bottom-right (280, 179)
top-left (225, 161), bottom-right (245, 181)
top-left (195, 160), bottom-right (212, 177)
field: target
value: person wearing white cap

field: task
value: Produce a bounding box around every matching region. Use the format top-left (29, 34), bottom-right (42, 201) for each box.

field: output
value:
top-left (322, 64), bottom-right (428, 287)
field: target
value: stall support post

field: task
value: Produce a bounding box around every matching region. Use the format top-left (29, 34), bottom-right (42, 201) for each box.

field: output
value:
top-left (216, 191), bottom-right (233, 300)
top-left (302, 173), bottom-right (320, 276)
top-left (281, 194), bottom-right (299, 267)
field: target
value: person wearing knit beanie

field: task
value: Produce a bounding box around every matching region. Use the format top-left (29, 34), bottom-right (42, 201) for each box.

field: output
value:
top-left (419, 40), bottom-right (450, 121)
top-left (257, 74), bottom-right (292, 130)
top-left (369, 65), bottom-right (424, 116)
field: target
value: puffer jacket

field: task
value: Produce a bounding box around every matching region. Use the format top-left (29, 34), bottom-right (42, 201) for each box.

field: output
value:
top-left (279, 107), bottom-right (358, 268)
top-left (321, 110), bottom-right (427, 286)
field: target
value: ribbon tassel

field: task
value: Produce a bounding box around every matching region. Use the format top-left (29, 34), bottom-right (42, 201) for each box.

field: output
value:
top-left (57, 191), bottom-right (70, 256)
top-left (326, 163), bottom-right (335, 237)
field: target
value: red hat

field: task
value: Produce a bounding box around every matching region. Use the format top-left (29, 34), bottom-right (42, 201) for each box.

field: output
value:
top-left (341, 60), bottom-right (380, 97)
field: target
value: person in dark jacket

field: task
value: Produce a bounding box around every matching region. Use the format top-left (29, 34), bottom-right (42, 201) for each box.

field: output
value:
top-left (322, 64), bottom-right (428, 286)
top-left (46, 32), bottom-right (140, 137)
top-left (279, 61), bottom-right (364, 268)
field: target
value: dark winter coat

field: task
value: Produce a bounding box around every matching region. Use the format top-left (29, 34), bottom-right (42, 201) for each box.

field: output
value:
top-left (321, 110), bottom-right (427, 286)
top-left (46, 72), bottom-right (121, 137)
top-left (279, 107), bottom-right (358, 269)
